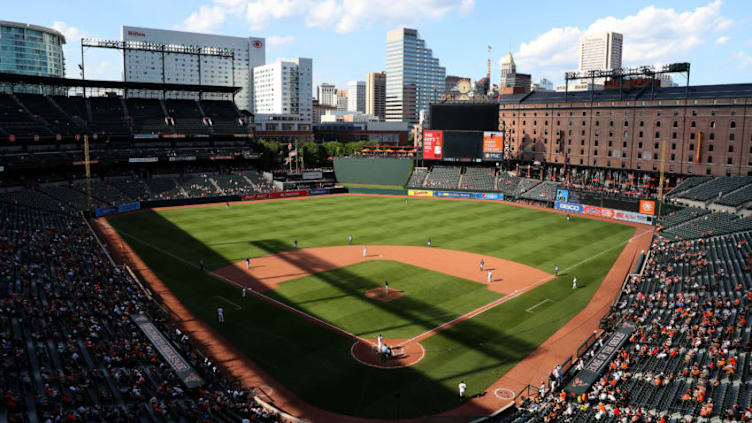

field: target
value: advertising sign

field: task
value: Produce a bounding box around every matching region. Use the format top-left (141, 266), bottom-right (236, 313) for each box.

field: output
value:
top-left (555, 201), bottom-right (583, 213)
top-left (435, 191), bottom-right (474, 199)
top-left (613, 210), bottom-right (653, 224)
top-left (556, 189), bottom-right (569, 203)
top-left (95, 206), bottom-right (118, 217)
top-left (307, 188), bottom-right (329, 195)
top-left (117, 202), bottom-right (141, 213)
top-left (302, 171), bottom-right (323, 180)
top-left (168, 156), bottom-right (196, 162)
top-left (423, 130), bottom-right (444, 160)
top-left (134, 133), bottom-right (159, 139)
top-left (242, 193), bottom-right (270, 201)
top-left (271, 190), bottom-right (309, 199)
top-left (407, 189), bottom-right (434, 197)
top-left (128, 157), bottom-right (158, 163)
top-left (565, 322), bottom-right (635, 395)
top-left (639, 200), bottom-right (656, 215)
top-left (474, 192), bottom-right (503, 201)
top-left (482, 131), bottom-right (504, 161)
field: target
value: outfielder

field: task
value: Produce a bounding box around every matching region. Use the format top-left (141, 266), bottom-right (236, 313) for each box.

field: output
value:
top-left (554, 265), bottom-right (559, 276)
top-left (384, 280), bottom-right (389, 296)
top-left (572, 277), bottom-right (577, 289)
top-left (458, 380), bottom-right (466, 399)
top-left (348, 234), bottom-right (353, 245)
top-left (294, 239), bottom-right (298, 249)
top-left (363, 245), bottom-right (367, 257)
top-left (245, 257), bottom-right (250, 269)
top-left (217, 307), bottom-right (224, 323)
top-left (377, 334), bottom-right (383, 352)
top-left (427, 238), bottom-right (432, 248)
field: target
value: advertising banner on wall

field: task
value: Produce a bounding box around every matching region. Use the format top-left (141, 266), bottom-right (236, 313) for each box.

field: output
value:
top-left (434, 191), bottom-right (474, 199)
top-left (613, 210), bottom-right (653, 224)
top-left (117, 202), bottom-right (141, 213)
top-left (407, 189), bottom-right (435, 197)
top-left (302, 171), bottom-right (324, 180)
top-left (474, 192), bottom-right (503, 200)
top-left (556, 189), bottom-right (569, 203)
top-left (242, 193), bottom-right (270, 201)
top-left (482, 131), bottom-right (504, 161)
top-left (95, 206), bottom-right (118, 217)
top-left (307, 188), bottom-right (329, 195)
top-left (555, 201), bottom-right (583, 213)
top-left (422, 130), bottom-right (444, 160)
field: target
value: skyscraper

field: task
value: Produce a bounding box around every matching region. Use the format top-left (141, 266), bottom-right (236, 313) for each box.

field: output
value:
top-left (366, 72), bottom-right (386, 121)
top-left (317, 83), bottom-right (336, 106)
top-left (578, 32), bottom-right (623, 84)
top-left (499, 52), bottom-right (531, 95)
top-left (122, 26), bottom-right (265, 112)
top-left (385, 28), bottom-right (445, 124)
top-left (0, 21), bottom-right (66, 78)
top-left (347, 80), bottom-right (366, 113)
top-left (253, 58), bottom-right (312, 123)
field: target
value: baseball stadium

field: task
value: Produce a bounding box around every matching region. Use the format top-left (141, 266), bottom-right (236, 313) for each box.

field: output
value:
top-left (2, 68), bottom-right (752, 423)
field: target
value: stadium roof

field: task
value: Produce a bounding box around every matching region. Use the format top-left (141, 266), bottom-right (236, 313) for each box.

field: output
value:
top-left (497, 83), bottom-right (752, 105)
top-left (0, 72), bottom-right (241, 94)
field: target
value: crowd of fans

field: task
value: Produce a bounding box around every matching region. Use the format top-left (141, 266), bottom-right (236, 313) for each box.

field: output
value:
top-left (505, 229), bottom-right (752, 423)
top-left (0, 202), bottom-right (283, 422)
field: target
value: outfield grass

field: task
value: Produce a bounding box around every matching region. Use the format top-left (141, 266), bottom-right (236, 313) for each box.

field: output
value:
top-left (267, 260), bottom-right (502, 339)
top-left (107, 195), bottom-right (635, 419)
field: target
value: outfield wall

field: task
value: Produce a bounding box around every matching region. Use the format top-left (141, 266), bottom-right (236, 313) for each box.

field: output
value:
top-left (333, 157), bottom-right (413, 186)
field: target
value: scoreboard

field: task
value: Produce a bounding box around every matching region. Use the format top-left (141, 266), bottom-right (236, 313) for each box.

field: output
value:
top-left (556, 189), bottom-right (648, 214)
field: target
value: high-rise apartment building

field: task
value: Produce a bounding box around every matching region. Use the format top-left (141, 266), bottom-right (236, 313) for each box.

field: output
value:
top-left (122, 26), bottom-right (265, 112)
top-left (317, 83), bottom-right (336, 106)
top-left (336, 89), bottom-right (348, 111)
top-left (578, 32), bottom-right (623, 85)
top-left (385, 28), bottom-right (445, 124)
top-left (347, 80), bottom-right (365, 113)
top-left (253, 58), bottom-right (312, 123)
top-left (0, 21), bottom-right (66, 77)
top-left (366, 72), bottom-right (386, 121)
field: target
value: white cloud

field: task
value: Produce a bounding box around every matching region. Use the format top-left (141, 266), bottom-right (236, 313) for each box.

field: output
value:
top-left (730, 50), bottom-right (752, 70)
top-left (183, 0), bottom-right (474, 34)
top-left (715, 36), bottom-right (730, 44)
top-left (267, 35), bottom-right (295, 46)
top-left (512, 0), bottom-right (731, 84)
top-left (179, 5), bottom-right (228, 32)
top-left (51, 21), bottom-right (86, 78)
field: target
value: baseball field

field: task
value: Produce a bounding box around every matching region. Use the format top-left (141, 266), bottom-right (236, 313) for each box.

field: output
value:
top-left (103, 194), bottom-right (637, 420)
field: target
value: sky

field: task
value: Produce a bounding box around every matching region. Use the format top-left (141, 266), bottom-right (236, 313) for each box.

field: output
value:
top-left (5, 0), bottom-right (752, 95)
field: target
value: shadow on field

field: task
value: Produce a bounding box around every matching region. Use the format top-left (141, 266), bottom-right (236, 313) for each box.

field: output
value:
top-left (108, 209), bottom-right (541, 420)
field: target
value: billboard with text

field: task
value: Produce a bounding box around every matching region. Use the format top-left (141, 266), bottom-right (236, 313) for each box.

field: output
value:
top-left (482, 131), bottom-right (504, 161)
top-left (423, 130), bottom-right (444, 160)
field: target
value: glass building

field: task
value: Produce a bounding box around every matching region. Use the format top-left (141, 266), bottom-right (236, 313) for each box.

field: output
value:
top-left (385, 28), bottom-right (445, 124)
top-left (0, 21), bottom-right (66, 77)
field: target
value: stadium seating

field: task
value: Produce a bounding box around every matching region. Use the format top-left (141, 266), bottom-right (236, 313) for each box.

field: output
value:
top-left (51, 96), bottom-right (90, 131)
top-left (460, 167), bottom-right (496, 191)
top-left (165, 100), bottom-right (212, 135)
top-left (424, 165), bottom-right (461, 189)
top-left (0, 202), bottom-right (278, 422)
top-left (505, 229), bottom-right (752, 423)
top-left (660, 206), bottom-right (710, 228)
top-left (667, 176), bottom-right (714, 197)
top-left (520, 181), bottom-right (559, 202)
top-left (0, 93), bottom-right (53, 138)
top-left (496, 173), bottom-right (540, 197)
top-left (145, 177), bottom-right (184, 200)
top-left (88, 97), bottom-right (131, 138)
top-left (677, 177), bottom-right (752, 202)
top-left (663, 212), bottom-right (752, 240)
top-left (213, 173), bottom-right (258, 195)
top-left (200, 100), bottom-right (248, 135)
top-left (177, 174), bottom-right (219, 198)
top-left (15, 93), bottom-right (82, 136)
top-left (126, 98), bottom-right (171, 135)
top-left (716, 184), bottom-right (752, 208)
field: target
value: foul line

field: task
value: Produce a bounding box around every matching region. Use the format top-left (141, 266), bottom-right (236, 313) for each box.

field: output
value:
top-left (525, 299), bottom-right (552, 313)
top-left (214, 295), bottom-right (243, 311)
top-left (114, 229), bottom-right (373, 347)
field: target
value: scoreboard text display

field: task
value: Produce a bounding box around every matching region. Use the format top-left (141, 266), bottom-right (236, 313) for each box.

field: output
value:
top-left (482, 131), bottom-right (504, 161)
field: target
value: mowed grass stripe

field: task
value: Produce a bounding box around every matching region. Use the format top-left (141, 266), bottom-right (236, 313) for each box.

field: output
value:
top-left (107, 195), bottom-right (635, 418)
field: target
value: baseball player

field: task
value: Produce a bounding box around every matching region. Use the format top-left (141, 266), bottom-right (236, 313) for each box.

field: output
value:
top-left (487, 270), bottom-right (493, 283)
top-left (348, 234), bottom-right (353, 245)
top-left (377, 334), bottom-right (383, 352)
top-left (217, 307), bottom-right (224, 323)
top-left (242, 288), bottom-right (247, 299)
top-left (427, 238), bottom-right (432, 248)
top-left (480, 257), bottom-right (485, 271)
top-left (384, 280), bottom-right (389, 296)
top-left (199, 259), bottom-right (205, 271)
top-left (363, 245), bottom-right (367, 257)
top-left (566, 214), bottom-right (570, 221)
top-left (554, 265), bottom-right (559, 276)
top-left (245, 257), bottom-right (250, 269)
top-left (294, 239), bottom-right (298, 249)
top-left (572, 277), bottom-right (577, 289)
top-left (458, 380), bottom-right (466, 400)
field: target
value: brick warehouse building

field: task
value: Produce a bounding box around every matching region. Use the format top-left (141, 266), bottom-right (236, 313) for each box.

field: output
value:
top-left (498, 83), bottom-right (752, 176)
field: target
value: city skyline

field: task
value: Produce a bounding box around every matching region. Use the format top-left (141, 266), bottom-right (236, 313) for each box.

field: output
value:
top-left (5, 0), bottom-right (751, 95)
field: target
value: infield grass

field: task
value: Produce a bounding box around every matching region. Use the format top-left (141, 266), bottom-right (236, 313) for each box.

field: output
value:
top-left (107, 195), bottom-right (636, 419)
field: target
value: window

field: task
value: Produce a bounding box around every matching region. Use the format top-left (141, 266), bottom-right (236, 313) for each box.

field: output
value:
top-left (638, 142), bottom-right (643, 148)
top-left (624, 121), bottom-right (629, 127)
top-left (690, 133), bottom-right (695, 139)
top-left (672, 143), bottom-right (677, 150)
top-left (708, 156), bottom-right (712, 163)
top-left (709, 133), bottom-right (715, 140)
top-left (689, 144), bottom-right (695, 151)
top-left (728, 157), bottom-right (733, 165)
top-left (673, 121), bottom-right (678, 128)
top-left (729, 145), bottom-right (734, 153)
top-left (709, 144), bottom-right (714, 152)
top-left (610, 121), bottom-right (614, 127)
top-left (730, 121), bottom-right (736, 128)
top-left (640, 121), bottom-right (644, 127)
top-left (655, 132), bottom-right (660, 138)
top-left (656, 121), bottom-right (661, 127)
top-left (672, 132), bottom-right (678, 139)
top-left (710, 121), bottom-right (716, 128)
top-left (624, 131), bottom-right (629, 139)
top-left (730, 133), bottom-right (735, 141)
top-left (691, 121), bottom-right (696, 127)
top-left (639, 131), bottom-right (644, 138)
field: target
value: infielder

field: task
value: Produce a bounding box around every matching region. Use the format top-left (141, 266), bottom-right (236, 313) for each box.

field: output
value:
top-left (377, 334), bottom-right (383, 352)
top-left (480, 258), bottom-right (485, 271)
top-left (217, 307), bottom-right (224, 323)
top-left (242, 288), bottom-right (247, 299)
top-left (458, 380), bottom-right (466, 399)
top-left (363, 245), bottom-right (367, 257)
top-left (554, 265), bottom-right (559, 276)
top-left (572, 277), bottom-right (577, 289)
top-left (245, 257), bottom-right (251, 269)
top-left (384, 280), bottom-right (389, 296)
top-left (427, 238), bottom-right (432, 248)
top-left (487, 270), bottom-right (493, 283)
top-left (348, 234), bottom-right (353, 245)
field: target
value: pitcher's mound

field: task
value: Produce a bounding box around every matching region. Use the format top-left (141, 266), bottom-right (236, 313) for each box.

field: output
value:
top-left (365, 287), bottom-right (403, 302)
top-left (351, 338), bottom-right (425, 368)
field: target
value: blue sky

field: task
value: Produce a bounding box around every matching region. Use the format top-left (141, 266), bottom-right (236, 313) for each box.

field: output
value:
top-left (6, 0), bottom-right (752, 94)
